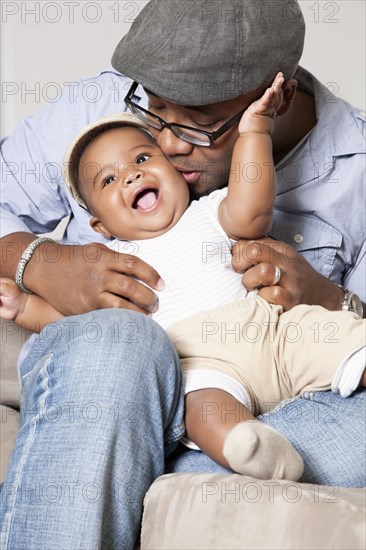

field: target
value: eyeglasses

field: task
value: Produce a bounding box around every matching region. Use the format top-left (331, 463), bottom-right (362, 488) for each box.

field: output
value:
top-left (124, 81), bottom-right (245, 148)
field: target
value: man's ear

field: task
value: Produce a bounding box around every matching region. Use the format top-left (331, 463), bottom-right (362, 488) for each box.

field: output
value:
top-left (90, 216), bottom-right (112, 239)
top-left (277, 79), bottom-right (298, 116)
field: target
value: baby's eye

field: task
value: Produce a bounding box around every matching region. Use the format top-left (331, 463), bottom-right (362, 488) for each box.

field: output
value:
top-left (136, 154), bottom-right (151, 164)
top-left (102, 175), bottom-right (116, 187)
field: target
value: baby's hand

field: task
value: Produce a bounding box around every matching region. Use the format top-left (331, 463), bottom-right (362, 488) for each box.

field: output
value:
top-left (239, 72), bottom-right (285, 135)
top-left (0, 278), bottom-right (27, 321)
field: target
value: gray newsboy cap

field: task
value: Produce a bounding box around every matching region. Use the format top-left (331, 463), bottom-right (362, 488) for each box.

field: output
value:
top-left (112, 0), bottom-right (305, 106)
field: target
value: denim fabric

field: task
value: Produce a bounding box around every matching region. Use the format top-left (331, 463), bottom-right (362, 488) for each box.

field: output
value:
top-left (0, 310), bottom-right (184, 550)
top-left (167, 390), bottom-right (366, 488)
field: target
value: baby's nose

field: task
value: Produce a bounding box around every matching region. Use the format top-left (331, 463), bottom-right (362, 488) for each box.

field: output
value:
top-left (124, 170), bottom-right (142, 185)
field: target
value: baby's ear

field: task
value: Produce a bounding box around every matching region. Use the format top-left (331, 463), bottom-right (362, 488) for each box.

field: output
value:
top-left (90, 217), bottom-right (112, 239)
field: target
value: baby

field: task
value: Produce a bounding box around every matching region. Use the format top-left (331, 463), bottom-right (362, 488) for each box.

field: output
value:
top-left (2, 74), bottom-right (365, 481)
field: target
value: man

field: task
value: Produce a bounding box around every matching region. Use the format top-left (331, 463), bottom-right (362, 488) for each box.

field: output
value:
top-left (0, 1), bottom-right (365, 548)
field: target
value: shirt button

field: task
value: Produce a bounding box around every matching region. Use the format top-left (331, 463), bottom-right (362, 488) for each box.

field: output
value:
top-left (294, 233), bottom-right (303, 244)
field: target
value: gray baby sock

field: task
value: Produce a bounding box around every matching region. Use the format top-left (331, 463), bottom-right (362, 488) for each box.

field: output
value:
top-left (223, 421), bottom-right (304, 480)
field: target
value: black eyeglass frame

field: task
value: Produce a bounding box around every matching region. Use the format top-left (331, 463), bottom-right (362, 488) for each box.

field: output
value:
top-left (124, 81), bottom-right (245, 148)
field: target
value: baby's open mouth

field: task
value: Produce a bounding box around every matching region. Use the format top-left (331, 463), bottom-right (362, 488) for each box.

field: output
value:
top-left (132, 188), bottom-right (159, 211)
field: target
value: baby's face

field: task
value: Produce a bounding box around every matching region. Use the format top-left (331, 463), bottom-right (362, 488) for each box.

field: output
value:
top-left (78, 127), bottom-right (190, 240)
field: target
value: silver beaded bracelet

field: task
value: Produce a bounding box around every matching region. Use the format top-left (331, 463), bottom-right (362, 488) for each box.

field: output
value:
top-left (15, 237), bottom-right (56, 294)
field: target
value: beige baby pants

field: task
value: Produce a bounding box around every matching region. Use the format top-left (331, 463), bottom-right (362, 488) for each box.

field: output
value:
top-left (167, 296), bottom-right (365, 415)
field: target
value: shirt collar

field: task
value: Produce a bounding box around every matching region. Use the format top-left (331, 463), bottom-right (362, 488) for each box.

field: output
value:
top-left (296, 66), bottom-right (365, 159)
top-left (276, 67), bottom-right (365, 193)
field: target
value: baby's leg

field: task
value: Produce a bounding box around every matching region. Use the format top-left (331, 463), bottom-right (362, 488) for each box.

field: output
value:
top-left (274, 303), bottom-right (366, 397)
top-left (185, 388), bottom-right (304, 480)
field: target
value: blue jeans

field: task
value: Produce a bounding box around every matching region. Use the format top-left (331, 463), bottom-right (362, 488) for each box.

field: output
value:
top-left (0, 310), bottom-right (184, 550)
top-left (168, 390), bottom-right (366, 487)
top-left (1, 311), bottom-right (365, 549)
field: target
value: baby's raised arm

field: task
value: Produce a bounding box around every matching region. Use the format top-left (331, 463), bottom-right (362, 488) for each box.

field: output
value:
top-left (219, 73), bottom-right (284, 240)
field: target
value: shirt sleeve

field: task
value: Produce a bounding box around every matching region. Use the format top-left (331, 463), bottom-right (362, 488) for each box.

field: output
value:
top-left (201, 187), bottom-right (228, 218)
top-left (1, 87), bottom-right (74, 237)
top-left (343, 240), bottom-right (366, 302)
top-left (0, 71), bottom-right (133, 239)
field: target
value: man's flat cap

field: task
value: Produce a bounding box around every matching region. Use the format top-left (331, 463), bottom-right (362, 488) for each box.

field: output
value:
top-left (112, 0), bottom-right (305, 105)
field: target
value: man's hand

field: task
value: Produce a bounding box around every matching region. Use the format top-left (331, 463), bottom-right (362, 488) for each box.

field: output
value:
top-left (22, 241), bottom-right (164, 316)
top-left (231, 237), bottom-right (345, 311)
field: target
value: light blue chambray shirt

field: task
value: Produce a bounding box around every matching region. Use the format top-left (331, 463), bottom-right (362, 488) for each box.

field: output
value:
top-left (1, 67), bottom-right (365, 300)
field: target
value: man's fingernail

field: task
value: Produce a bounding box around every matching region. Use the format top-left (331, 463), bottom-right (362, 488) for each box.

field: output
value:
top-left (152, 299), bottom-right (159, 313)
top-left (156, 278), bottom-right (165, 291)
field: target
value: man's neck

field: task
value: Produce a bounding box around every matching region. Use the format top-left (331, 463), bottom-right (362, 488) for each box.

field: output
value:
top-left (272, 90), bottom-right (317, 164)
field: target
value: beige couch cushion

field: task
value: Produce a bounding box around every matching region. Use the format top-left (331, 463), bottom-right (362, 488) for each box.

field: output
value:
top-left (0, 405), bottom-right (20, 480)
top-left (0, 318), bottom-right (32, 407)
top-left (0, 318), bottom-right (29, 482)
top-left (141, 473), bottom-right (366, 549)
